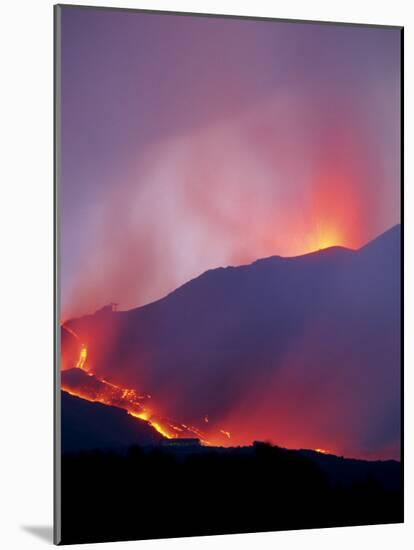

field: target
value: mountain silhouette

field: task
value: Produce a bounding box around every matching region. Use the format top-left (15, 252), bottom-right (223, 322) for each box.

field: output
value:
top-left (63, 225), bottom-right (401, 458)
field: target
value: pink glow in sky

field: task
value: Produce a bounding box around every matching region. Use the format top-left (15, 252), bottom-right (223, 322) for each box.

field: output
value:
top-left (60, 9), bottom-right (400, 319)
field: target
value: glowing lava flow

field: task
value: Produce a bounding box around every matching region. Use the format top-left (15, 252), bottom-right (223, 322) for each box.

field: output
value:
top-left (61, 325), bottom-right (227, 443)
top-left (62, 347), bottom-right (178, 438)
top-left (75, 346), bottom-right (88, 370)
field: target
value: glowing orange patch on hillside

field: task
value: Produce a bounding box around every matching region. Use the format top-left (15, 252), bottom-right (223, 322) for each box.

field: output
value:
top-left (75, 346), bottom-right (88, 370)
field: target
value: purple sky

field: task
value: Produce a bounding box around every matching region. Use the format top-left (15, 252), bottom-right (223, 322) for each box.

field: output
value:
top-left (60, 7), bottom-right (400, 319)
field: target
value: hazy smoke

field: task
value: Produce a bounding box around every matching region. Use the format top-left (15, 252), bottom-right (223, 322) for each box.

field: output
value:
top-left (62, 89), bottom-right (397, 319)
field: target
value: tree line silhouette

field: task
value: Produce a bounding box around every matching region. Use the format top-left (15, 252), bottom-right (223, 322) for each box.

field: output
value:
top-left (60, 442), bottom-right (402, 545)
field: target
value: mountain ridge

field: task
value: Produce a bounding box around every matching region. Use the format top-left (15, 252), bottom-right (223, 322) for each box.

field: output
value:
top-left (62, 223), bottom-right (401, 459)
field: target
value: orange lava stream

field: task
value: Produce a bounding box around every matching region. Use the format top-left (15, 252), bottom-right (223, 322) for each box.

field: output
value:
top-left (61, 326), bottom-right (233, 444)
top-left (75, 346), bottom-right (88, 370)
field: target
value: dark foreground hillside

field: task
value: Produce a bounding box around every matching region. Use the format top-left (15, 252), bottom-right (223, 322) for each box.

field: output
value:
top-left (59, 443), bottom-right (402, 545)
top-left (61, 391), bottom-right (163, 452)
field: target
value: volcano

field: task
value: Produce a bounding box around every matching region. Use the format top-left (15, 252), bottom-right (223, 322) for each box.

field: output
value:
top-left (61, 225), bottom-right (401, 459)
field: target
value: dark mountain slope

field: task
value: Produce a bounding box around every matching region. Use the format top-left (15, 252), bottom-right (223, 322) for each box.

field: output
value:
top-left (64, 225), bottom-right (401, 458)
top-left (61, 391), bottom-right (163, 453)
